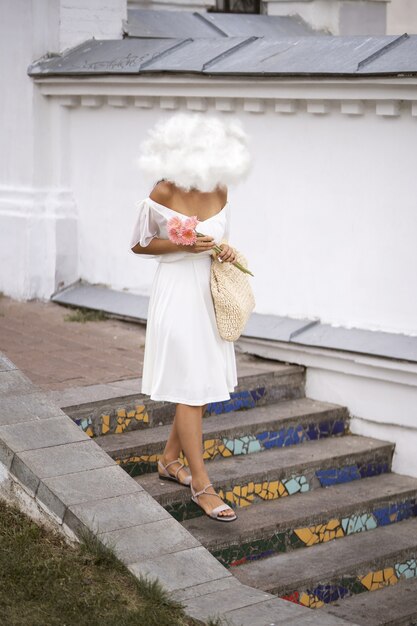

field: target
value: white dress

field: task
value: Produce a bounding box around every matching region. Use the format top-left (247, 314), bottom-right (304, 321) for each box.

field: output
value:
top-left (130, 196), bottom-right (238, 405)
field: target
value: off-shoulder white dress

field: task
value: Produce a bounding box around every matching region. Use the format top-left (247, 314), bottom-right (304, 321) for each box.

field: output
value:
top-left (130, 196), bottom-right (237, 405)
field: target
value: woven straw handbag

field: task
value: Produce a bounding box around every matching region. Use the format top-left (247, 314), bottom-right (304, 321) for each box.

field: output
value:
top-left (210, 243), bottom-right (255, 342)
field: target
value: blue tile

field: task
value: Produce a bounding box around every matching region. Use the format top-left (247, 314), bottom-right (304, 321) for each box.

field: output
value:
top-left (316, 465), bottom-right (361, 487)
top-left (310, 584), bottom-right (350, 604)
top-left (331, 419), bottom-right (346, 435)
top-left (305, 423), bottom-right (319, 441)
top-left (359, 461), bottom-right (390, 478)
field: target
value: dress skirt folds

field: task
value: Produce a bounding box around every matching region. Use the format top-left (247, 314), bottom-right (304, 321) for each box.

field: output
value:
top-left (129, 196), bottom-right (237, 405)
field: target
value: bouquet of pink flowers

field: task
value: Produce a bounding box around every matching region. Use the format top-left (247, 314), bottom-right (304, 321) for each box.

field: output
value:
top-left (167, 215), bottom-right (254, 276)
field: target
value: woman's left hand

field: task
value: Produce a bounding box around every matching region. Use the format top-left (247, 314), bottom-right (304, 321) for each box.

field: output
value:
top-left (217, 243), bottom-right (237, 263)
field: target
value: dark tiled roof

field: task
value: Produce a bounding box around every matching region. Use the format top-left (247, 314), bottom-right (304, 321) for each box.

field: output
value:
top-left (28, 33), bottom-right (416, 77)
top-left (28, 8), bottom-right (415, 78)
top-left (124, 8), bottom-right (318, 38)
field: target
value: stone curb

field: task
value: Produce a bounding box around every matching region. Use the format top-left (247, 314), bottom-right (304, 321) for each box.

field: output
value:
top-left (0, 352), bottom-right (359, 625)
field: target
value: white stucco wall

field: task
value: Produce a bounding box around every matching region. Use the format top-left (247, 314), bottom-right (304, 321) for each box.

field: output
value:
top-left (387, 0), bottom-right (417, 35)
top-left (52, 83), bottom-right (417, 337)
top-left (128, 0), bottom-right (215, 10)
top-left (265, 0), bottom-right (388, 35)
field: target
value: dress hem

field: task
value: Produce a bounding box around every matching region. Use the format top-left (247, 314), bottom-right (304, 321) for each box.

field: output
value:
top-left (141, 388), bottom-right (237, 406)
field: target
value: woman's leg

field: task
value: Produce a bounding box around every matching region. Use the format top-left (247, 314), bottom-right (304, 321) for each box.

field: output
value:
top-left (173, 402), bottom-right (234, 518)
top-left (160, 406), bottom-right (191, 484)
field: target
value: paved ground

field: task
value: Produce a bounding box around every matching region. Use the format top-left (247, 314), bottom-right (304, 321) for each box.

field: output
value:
top-left (0, 295), bottom-right (146, 391)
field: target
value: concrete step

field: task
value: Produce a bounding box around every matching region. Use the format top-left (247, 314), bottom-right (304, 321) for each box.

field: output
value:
top-left (135, 435), bottom-right (394, 521)
top-left (64, 355), bottom-right (305, 437)
top-left (97, 397), bottom-right (348, 476)
top-left (181, 473), bottom-right (417, 567)
top-left (322, 575), bottom-right (417, 626)
top-left (232, 517), bottom-right (417, 609)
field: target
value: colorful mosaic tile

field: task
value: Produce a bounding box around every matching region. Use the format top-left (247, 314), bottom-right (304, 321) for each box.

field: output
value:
top-left (75, 404), bottom-right (150, 437)
top-left (316, 465), bottom-right (361, 486)
top-left (294, 519), bottom-right (345, 546)
top-left (114, 417), bottom-right (349, 476)
top-left (395, 558), bottom-right (417, 579)
top-left (341, 513), bottom-right (377, 534)
top-left (205, 387), bottom-right (266, 416)
top-left (210, 499), bottom-right (417, 567)
top-left (216, 474), bottom-right (310, 508)
top-left (77, 416), bottom-right (94, 437)
top-left (117, 453), bottom-right (160, 477)
top-left (316, 460), bottom-right (389, 487)
top-left (282, 556), bottom-right (417, 608)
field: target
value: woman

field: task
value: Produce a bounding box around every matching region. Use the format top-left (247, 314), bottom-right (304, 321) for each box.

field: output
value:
top-left (130, 112), bottom-right (252, 522)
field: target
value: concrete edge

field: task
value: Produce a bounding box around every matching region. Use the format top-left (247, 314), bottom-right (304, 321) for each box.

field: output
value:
top-left (51, 280), bottom-right (417, 363)
top-left (0, 350), bottom-right (358, 625)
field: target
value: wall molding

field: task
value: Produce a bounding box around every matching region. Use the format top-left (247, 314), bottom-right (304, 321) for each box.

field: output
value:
top-left (34, 76), bottom-right (417, 118)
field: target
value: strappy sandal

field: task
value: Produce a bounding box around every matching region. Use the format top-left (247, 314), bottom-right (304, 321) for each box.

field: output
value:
top-left (190, 482), bottom-right (237, 522)
top-left (158, 458), bottom-right (192, 487)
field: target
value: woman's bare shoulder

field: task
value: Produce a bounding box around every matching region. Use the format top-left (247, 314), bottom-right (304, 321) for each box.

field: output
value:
top-left (149, 180), bottom-right (174, 204)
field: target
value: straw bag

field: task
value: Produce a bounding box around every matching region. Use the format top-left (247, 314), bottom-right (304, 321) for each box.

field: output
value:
top-left (210, 243), bottom-right (255, 342)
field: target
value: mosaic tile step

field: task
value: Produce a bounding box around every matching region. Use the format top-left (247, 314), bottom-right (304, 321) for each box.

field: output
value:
top-left (97, 397), bottom-right (348, 476)
top-left (182, 473), bottom-right (417, 567)
top-left (232, 517), bottom-right (417, 607)
top-left (322, 575), bottom-right (417, 626)
top-left (67, 361), bottom-right (305, 437)
top-left (135, 436), bottom-right (394, 521)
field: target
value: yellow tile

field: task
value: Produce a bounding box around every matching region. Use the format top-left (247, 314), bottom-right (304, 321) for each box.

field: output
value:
top-left (86, 427), bottom-right (94, 438)
top-left (127, 410), bottom-right (136, 418)
top-left (143, 413), bottom-right (149, 423)
top-left (102, 423), bottom-right (110, 435)
top-left (117, 409), bottom-right (127, 418)
top-left (299, 592), bottom-right (324, 609)
top-left (360, 568), bottom-right (398, 591)
top-left (115, 425), bottom-right (124, 434)
top-left (268, 481), bottom-right (279, 497)
top-left (327, 518), bottom-right (341, 530)
top-left (247, 481), bottom-right (255, 494)
top-left (135, 404), bottom-right (145, 413)
top-left (277, 482), bottom-right (288, 497)
top-left (294, 527), bottom-right (319, 547)
top-left (102, 415), bottom-right (110, 426)
top-left (254, 483), bottom-right (262, 495)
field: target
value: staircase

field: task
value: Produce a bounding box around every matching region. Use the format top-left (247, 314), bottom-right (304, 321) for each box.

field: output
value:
top-left (72, 354), bottom-right (417, 626)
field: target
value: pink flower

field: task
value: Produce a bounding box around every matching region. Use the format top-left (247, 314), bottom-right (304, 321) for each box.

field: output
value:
top-left (181, 228), bottom-right (197, 245)
top-left (184, 215), bottom-right (199, 230)
top-left (167, 215), bottom-right (198, 246)
top-left (168, 216), bottom-right (183, 230)
top-left (168, 227), bottom-right (184, 245)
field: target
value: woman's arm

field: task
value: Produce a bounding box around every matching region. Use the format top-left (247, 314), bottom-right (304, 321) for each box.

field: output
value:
top-left (131, 236), bottom-right (216, 256)
top-left (131, 237), bottom-right (179, 255)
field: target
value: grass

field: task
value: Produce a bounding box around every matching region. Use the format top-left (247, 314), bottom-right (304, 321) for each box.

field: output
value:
top-left (63, 306), bottom-right (108, 323)
top-left (0, 500), bottom-right (201, 626)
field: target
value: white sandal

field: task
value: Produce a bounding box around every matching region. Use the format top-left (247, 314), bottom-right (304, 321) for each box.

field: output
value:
top-left (158, 458), bottom-right (192, 487)
top-left (191, 482), bottom-right (237, 522)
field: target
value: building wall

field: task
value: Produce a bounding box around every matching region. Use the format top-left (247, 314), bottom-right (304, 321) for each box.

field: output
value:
top-left (265, 0), bottom-right (388, 35)
top-left (386, 0), bottom-right (417, 34)
top-left (51, 84), bottom-right (417, 337)
top-left (128, 0), bottom-right (215, 10)
top-left (0, 0), bottom-right (126, 300)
